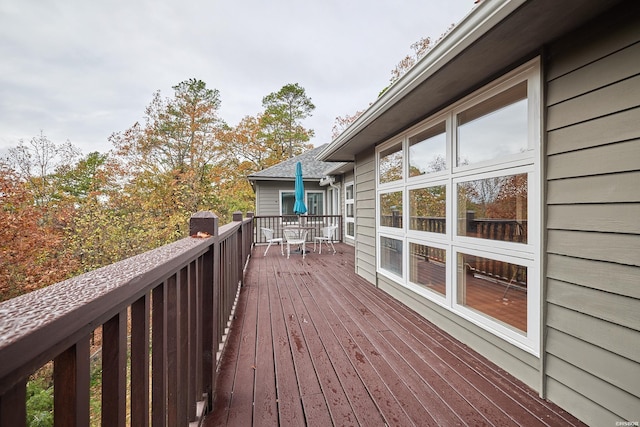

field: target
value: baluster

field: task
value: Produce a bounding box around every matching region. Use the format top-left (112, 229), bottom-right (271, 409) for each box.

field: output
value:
top-left (131, 293), bottom-right (150, 427)
top-left (54, 336), bottom-right (90, 426)
top-left (102, 310), bottom-right (127, 427)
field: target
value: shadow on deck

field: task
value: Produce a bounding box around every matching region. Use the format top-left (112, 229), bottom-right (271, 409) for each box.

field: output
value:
top-left (204, 244), bottom-right (583, 426)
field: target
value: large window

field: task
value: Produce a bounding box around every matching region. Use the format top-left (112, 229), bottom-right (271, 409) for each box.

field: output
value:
top-left (375, 60), bottom-right (540, 354)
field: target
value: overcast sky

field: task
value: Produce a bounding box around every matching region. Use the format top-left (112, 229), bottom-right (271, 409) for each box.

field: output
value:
top-left (0, 0), bottom-right (475, 156)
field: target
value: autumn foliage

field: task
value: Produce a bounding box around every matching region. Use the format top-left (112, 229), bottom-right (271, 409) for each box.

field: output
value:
top-left (0, 79), bottom-right (315, 302)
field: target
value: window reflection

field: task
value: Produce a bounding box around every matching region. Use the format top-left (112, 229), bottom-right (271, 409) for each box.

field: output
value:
top-left (457, 173), bottom-right (527, 243)
top-left (306, 192), bottom-right (324, 215)
top-left (457, 82), bottom-right (528, 166)
top-left (457, 253), bottom-right (527, 332)
top-left (281, 191), bottom-right (295, 215)
top-left (346, 222), bottom-right (355, 237)
top-left (410, 243), bottom-right (446, 297)
top-left (379, 144), bottom-right (403, 183)
top-left (409, 122), bottom-right (446, 176)
top-left (381, 236), bottom-right (403, 277)
top-left (345, 184), bottom-right (354, 200)
top-left (409, 185), bottom-right (446, 233)
top-left (380, 191), bottom-right (403, 228)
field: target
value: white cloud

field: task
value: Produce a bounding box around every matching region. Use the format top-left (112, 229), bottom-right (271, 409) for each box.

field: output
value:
top-left (0, 0), bottom-right (474, 155)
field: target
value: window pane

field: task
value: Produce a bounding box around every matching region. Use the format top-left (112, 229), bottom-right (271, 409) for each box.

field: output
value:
top-left (381, 236), bottom-right (403, 277)
top-left (307, 192), bottom-right (324, 215)
top-left (380, 191), bottom-right (403, 228)
top-left (409, 185), bottom-right (446, 233)
top-left (457, 82), bottom-right (528, 166)
top-left (409, 122), bottom-right (446, 176)
top-left (346, 204), bottom-right (354, 218)
top-left (457, 253), bottom-right (527, 332)
top-left (410, 243), bottom-right (446, 297)
top-left (346, 222), bottom-right (355, 237)
top-left (346, 184), bottom-right (354, 200)
top-left (457, 173), bottom-right (527, 243)
top-left (281, 192), bottom-right (295, 215)
top-left (380, 144), bottom-right (403, 183)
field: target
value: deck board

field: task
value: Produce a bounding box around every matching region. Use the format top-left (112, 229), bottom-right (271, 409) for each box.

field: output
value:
top-left (205, 244), bottom-right (584, 426)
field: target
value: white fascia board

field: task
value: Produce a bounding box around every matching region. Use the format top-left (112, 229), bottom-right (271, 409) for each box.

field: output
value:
top-left (318, 0), bottom-right (527, 161)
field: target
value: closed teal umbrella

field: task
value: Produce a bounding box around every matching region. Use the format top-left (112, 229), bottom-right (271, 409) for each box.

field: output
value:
top-left (293, 161), bottom-right (307, 215)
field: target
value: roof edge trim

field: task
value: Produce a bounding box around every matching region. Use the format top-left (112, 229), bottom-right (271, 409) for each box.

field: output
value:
top-left (317, 0), bottom-right (526, 161)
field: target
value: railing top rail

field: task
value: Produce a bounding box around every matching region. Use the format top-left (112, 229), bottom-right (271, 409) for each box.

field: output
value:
top-left (0, 234), bottom-right (214, 392)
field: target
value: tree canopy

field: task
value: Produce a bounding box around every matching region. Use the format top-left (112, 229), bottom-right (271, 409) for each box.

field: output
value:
top-left (1, 79), bottom-right (317, 301)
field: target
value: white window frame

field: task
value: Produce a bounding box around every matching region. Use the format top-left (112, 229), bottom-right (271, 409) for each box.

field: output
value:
top-left (345, 181), bottom-right (355, 240)
top-left (375, 58), bottom-right (541, 355)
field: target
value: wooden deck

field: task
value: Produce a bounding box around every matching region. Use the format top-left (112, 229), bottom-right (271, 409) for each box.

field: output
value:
top-left (204, 244), bottom-right (583, 426)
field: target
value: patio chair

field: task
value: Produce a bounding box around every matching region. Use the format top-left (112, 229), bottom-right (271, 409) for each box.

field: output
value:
top-left (283, 228), bottom-right (308, 259)
top-left (261, 227), bottom-right (283, 256)
top-left (314, 225), bottom-right (337, 254)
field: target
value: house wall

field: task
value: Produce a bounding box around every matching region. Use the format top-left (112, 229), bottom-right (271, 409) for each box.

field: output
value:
top-left (347, 3), bottom-right (639, 423)
top-left (353, 149), bottom-right (376, 284)
top-left (254, 180), bottom-right (326, 216)
top-left (543, 4), bottom-right (640, 425)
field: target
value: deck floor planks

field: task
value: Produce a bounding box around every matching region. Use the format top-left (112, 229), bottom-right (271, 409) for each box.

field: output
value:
top-left (295, 260), bottom-right (419, 426)
top-left (320, 254), bottom-right (574, 427)
top-left (266, 262), bottom-right (306, 426)
top-left (308, 256), bottom-right (447, 425)
top-left (326, 263), bottom-right (539, 425)
top-left (280, 255), bottom-right (388, 427)
top-left (309, 256), bottom-right (475, 426)
top-left (270, 260), bottom-right (334, 427)
top-left (210, 259), bottom-right (259, 426)
top-left (272, 254), bottom-right (357, 426)
top-left (205, 244), bottom-right (585, 427)
top-left (252, 258), bottom-right (279, 426)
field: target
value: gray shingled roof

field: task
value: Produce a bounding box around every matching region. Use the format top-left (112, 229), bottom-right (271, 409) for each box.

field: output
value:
top-left (248, 144), bottom-right (332, 182)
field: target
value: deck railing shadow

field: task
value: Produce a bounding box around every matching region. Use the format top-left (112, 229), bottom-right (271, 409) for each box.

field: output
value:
top-left (0, 211), bottom-right (254, 426)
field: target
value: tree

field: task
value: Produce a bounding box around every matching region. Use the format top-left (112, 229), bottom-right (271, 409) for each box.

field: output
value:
top-left (0, 165), bottom-right (75, 301)
top-left (331, 109), bottom-right (365, 140)
top-left (261, 83), bottom-right (315, 159)
top-left (6, 131), bottom-right (80, 205)
top-left (110, 78), bottom-right (227, 228)
top-left (57, 151), bottom-right (109, 200)
top-left (334, 26), bottom-right (456, 135)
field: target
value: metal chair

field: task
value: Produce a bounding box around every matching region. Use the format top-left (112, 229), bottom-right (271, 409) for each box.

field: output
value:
top-left (261, 227), bottom-right (283, 256)
top-left (283, 229), bottom-right (308, 259)
top-left (314, 225), bottom-right (337, 254)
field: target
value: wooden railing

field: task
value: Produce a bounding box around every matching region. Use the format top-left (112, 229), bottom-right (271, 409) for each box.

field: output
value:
top-left (0, 211), bottom-right (254, 426)
top-left (253, 215), bottom-right (343, 244)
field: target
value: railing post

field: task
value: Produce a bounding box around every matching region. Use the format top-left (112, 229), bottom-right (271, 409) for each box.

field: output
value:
top-left (232, 212), bottom-right (244, 285)
top-left (246, 212), bottom-right (255, 264)
top-left (189, 211), bottom-right (218, 411)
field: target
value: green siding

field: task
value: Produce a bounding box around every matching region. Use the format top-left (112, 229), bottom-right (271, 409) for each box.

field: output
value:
top-left (354, 148), bottom-right (376, 284)
top-left (544, 4), bottom-right (640, 424)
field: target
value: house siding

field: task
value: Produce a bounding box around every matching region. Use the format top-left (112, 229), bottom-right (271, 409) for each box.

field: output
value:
top-left (544, 4), bottom-right (640, 425)
top-left (254, 181), bottom-right (326, 216)
top-left (354, 148), bottom-right (376, 284)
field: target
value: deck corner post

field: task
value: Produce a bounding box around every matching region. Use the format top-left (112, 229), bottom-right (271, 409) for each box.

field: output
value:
top-left (190, 211), bottom-right (219, 237)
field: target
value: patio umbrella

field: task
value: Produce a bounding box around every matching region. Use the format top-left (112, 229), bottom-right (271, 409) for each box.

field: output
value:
top-left (293, 161), bottom-right (307, 215)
